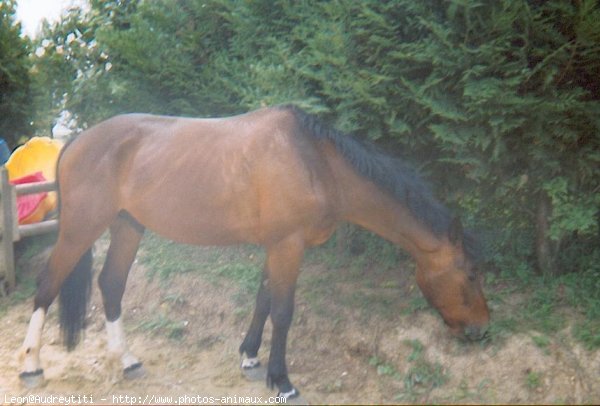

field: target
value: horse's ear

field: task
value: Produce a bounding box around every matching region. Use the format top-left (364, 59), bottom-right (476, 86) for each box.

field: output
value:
top-left (448, 217), bottom-right (463, 247)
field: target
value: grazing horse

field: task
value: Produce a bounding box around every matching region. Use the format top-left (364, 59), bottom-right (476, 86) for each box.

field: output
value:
top-left (19, 105), bottom-right (489, 398)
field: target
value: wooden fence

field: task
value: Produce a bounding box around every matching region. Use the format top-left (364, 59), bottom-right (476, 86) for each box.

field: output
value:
top-left (0, 166), bottom-right (58, 295)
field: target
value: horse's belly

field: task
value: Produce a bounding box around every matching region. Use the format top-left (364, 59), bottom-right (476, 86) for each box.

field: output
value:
top-left (128, 193), bottom-right (263, 246)
top-left (127, 191), bottom-right (335, 248)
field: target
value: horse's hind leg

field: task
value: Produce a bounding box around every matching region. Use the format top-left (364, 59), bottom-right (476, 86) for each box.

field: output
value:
top-left (98, 212), bottom-right (145, 379)
top-left (19, 225), bottom-right (104, 387)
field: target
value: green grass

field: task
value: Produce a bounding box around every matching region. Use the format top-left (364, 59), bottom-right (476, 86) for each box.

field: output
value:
top-left (531, 334), bottom-right (551, 349)
top-left (137, 314), bottom-right (187, 340)
top-left (139, 233), bottom-right (201, 280)
top-left (451, 378), bottom-right (493, 403)
top-left (301, 270), bottom-right (338, 317)
top-left (140, 232), bottom-right (263, 288)
top-left (207, 262), bottom-right (261, 297)
top-left (138, 232), bottom-right (264, 322)
top-left (572, 320), bottom-right (600, 350)
top-left (525, 370), bottom-right (542, 390)
top-left (484, 267), bottom-right (600, 350)
top-left (395, 339), bottom-right (450, 402)
top-left (339, 290), bottom-right (397, 320)
top-left (368, 355), bottom-right (402, 380)
top-left (401, 296), bottom-right (430, 316)
top-left (138, 225), bottom-right (600, 350)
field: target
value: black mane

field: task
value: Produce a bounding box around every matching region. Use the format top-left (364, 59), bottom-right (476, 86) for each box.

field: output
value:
top-left (282, 105), bottom-right (480, 261)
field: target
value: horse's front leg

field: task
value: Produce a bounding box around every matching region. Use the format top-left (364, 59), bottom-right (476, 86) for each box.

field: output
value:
top-left (239, 271), bottom-right (270, 375)
top-left (267, 282), bottom-right (297, 398)
top-left (263, 235), bottom-right (304, 400)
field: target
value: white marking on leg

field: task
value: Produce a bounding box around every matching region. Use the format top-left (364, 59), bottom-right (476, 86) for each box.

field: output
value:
top-left (278, 388), bottom-right (299, 400)
top-left (106, 317), bottom-right (139, 370)
top-left (20, 308), bottom-right (46, 372)
top-left (241, 356), bottom-right (260, 369)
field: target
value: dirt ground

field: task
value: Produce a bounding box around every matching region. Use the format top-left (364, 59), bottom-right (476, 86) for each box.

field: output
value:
top-left (1, 241), bottom-right (599, 405)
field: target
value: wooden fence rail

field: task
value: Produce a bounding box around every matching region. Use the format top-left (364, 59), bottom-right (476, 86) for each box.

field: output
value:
top-left (0, 166), bottom-right (59, 295)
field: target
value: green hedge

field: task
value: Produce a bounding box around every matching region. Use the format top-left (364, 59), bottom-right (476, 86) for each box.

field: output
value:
top-left (0, 0), bottom-right (33, 147)
top-left (34, 0), bottom-right (600, 275)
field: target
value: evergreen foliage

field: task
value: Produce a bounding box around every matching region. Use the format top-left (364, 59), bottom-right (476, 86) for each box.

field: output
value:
top-left (32, 0), bottom-right (600, 278)
top-left (0, 0), bottom-right (33, 147)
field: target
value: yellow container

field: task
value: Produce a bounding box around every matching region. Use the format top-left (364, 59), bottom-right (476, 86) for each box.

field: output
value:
top-left (5, 137), bottom-right (64, 224)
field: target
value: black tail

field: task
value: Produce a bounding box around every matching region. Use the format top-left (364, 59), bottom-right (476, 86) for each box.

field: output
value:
top-left (59, 249), bottom-right (93, 351)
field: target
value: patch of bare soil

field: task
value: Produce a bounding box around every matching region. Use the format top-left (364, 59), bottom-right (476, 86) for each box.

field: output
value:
top-left (1, 242), bottom-right (599, 405)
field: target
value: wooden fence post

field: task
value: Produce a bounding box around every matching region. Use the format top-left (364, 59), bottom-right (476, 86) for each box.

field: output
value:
top-left (0, 167), bottom-right (59, 295)
top-left (0, 166), bottom-right (16, 294)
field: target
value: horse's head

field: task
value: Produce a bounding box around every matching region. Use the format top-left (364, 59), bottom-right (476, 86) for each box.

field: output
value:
top-left (415, 218), bottom-right (489, 341)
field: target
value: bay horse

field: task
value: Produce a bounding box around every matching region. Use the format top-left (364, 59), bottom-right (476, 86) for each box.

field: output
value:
top-left (19, 105), bottom-right (489, 399)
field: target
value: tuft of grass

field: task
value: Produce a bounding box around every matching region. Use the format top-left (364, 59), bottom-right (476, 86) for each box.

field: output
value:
top-left (404, 360), bottom-right (448, 392)
top-left (525, 370), bottom-right (542, 390)
top-left (522, 288), bottom-right (566, 333)
top-left (208, 262), bottom-right (261, 295)
top-left (481, 315), bottom-right (518, 347)
top-left (451, 378), bottom-right (493, 403)
top-left (301, 271), bottom-right (338, 318)
top-left (395, 339), bottom-right (449, 401)
top-left (571, 320), bottom-right (600, 350)
top-left (531, 334), bottom-right (550, 349)
top-left (402, 296), bottom-right (430, 316)
top-left (138, 314), bottom-right (187, 340)
top-left (406, 339), bottom-right (424, 361)
top-left (368, 356), bottom-right (402, 380)
top-left (139, 234), bottom-right (198, 281)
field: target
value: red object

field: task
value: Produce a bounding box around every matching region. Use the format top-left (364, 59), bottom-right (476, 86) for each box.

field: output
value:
top-left (10, 172), bottom-right (48, 223)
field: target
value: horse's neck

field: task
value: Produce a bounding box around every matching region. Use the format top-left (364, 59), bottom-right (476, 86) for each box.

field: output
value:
top-left (344, 185), bottom-right (441, 259)
top-left (326, 147), bottom-right (442, 259)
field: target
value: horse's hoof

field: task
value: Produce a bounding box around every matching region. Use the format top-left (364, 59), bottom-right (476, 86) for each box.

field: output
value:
top-left (241, 356), bottom-right (260, 369)
top-left (277, 388), bottom-right (307, 405)
top-left (19, 369), bottom-right (44, 388)
top-left (123, 362), bottom-right (146, 380)
top-left (241, 357), bottom-right (266, 381)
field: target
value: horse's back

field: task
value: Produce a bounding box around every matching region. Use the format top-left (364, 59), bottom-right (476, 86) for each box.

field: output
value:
top-left (58, 109), bottom-right (338, 246)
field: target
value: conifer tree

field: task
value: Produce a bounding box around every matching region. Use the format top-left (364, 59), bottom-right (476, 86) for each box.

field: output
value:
top-left (32, 0), bottom-right (600, 275)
